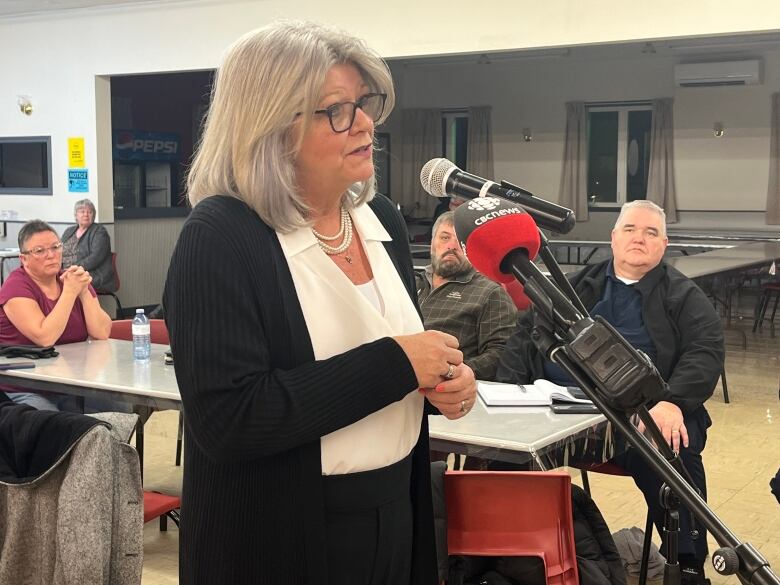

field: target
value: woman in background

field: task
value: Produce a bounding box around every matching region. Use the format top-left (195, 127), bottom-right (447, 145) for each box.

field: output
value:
top-left (164, 21), bottom-right (476, 585)
top-left (61, 198), bottom-right (116, 292)
top-left (0, 220), bottom-right (111, 410)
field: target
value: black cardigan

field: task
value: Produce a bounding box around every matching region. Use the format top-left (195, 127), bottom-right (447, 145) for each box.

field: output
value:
top-left (0, 395), bottom-right (104, 484)
top-left (61, 223), bottom-right (116, 292)
top-left (163, 194), bottom-right (437, 585)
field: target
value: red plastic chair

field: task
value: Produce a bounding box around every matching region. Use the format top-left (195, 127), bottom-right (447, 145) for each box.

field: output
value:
top-left (143, 491), bottom-right (180, 531)
top-left (445, 471), bottom-right (578, 585)
top-left (109, 318), bottom-right (170, 345)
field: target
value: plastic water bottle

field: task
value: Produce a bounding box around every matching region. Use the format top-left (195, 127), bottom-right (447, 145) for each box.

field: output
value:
top-left (132, 308), bottom-right (151, 362)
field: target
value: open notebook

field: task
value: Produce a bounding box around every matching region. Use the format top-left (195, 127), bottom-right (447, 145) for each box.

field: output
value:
top-left (477, 379), bottom-right (593, 407)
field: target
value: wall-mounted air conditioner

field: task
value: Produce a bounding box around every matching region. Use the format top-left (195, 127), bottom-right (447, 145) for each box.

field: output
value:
top-left (674, 59), bottom-right (762, 87)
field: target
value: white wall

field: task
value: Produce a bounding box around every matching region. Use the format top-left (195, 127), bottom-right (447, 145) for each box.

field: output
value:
top-left (396, 49), bottom-right (780, 211)
top-left (391, 47), bottom-right (780, 237)
top-left (3, 0), bottom-right (780, 224)
top-left (2, 0), bottom-right (780, 302)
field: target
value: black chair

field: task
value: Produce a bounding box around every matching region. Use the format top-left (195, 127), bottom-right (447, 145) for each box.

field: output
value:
top-left (753, 282), bottom-right (780, 335)
top-left (96, 252), bottom-right (123, 319)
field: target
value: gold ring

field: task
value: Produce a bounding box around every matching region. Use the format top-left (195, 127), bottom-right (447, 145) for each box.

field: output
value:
top-left (445, 363), bottom-right (456, 379)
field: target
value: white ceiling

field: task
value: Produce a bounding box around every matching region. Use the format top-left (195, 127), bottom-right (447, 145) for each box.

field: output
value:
top-left (398, 33), bottom-right (780, 69)
top-left (0, 0), bottom-right (164, 17)
top-left (3, 1), bottom-right (780, 63)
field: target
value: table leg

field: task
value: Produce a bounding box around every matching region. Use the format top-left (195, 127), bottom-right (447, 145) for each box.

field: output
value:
top-left (132, 405), bottom-right (152, 482)
top-left (135, 414), bottom-right (145, 482)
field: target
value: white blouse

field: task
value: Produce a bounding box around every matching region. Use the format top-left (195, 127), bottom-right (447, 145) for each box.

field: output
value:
top-left (276, 203), bottom-right (424, 475)
top-left (354, 279), bottom-right (384, 315)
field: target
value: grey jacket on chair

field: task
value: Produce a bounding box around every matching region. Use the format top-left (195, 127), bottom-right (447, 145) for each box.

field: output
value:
top-left (61, 223), bottom-right (117, 292)
top-left (0, 410), bottom-right (143, 585)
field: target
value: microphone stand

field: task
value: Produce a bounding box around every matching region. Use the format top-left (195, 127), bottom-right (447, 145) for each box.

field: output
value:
top-left (499, 247), bottom-right (780, 585)
top-left (534, 229), bottom-right (589, 318)
top-left (510, 240), bottom-right (701, 583)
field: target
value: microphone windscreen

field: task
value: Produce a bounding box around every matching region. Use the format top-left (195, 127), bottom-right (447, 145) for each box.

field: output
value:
top-left (420, 158), bottom-right (456, 197)
top-left (454, 197), bottom-right (541, 283)
top-left (502, 279), bottom-right (532, 311)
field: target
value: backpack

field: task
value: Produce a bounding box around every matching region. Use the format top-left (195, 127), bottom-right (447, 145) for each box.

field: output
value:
top-left (433, 465), bottom-right (627, 585)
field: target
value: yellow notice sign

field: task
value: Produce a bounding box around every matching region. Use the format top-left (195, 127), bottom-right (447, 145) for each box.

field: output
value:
top-left (68, 137), bottom-right (85, 168)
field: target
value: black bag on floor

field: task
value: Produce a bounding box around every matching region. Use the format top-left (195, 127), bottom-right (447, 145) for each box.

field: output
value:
top-left (571, 484), bottom-right (627, 585)
top-left (443, 483), bottom-right (626, 585)
top-left (448, 555), bottom-right (545, 585)
top-left (771, 468), bottom-right (780, 505)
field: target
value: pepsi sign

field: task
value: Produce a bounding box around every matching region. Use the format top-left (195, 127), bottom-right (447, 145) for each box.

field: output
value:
top-left (113, 130), bottom-right (181, 161)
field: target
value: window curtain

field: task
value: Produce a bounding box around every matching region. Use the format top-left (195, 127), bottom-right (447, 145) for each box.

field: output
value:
top-left (401, 108), bottom-right (442, 219)
top-left (646, 98), bottom-right (679, 223)
top-left (466, 106), bottom-right (494, 180)
top-left (558, 101), bottom-right (589, 222)
top-left (767, 93), bottom-right (780, 224)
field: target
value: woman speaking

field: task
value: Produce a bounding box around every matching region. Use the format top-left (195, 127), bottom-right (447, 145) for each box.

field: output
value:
top-left (164, 21), bottom-right (477, 585)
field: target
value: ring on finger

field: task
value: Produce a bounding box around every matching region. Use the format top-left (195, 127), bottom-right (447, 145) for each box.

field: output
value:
top-left (460, 399), bottom-right (467, 413)
top-left (445, 363), bottom-right (456, 379)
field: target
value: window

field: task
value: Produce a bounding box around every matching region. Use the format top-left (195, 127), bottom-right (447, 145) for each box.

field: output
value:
top-left (442, 111), bottom-right (468, 168)
top-left (587, 105), bottom-right (652, 207)
top-left (0, 136), bottom-right (52, 195)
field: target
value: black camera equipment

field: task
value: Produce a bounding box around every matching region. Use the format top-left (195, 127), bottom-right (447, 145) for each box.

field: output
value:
top-left (452, 195), bottom-right (780, 585)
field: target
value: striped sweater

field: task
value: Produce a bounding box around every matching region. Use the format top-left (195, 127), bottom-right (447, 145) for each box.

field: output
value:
top-left (163, 194), bottom-right (437, 585)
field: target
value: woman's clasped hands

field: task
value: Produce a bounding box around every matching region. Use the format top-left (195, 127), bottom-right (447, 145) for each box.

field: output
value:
top-left (394, 330), bottom-right (477, 420)
top-left (60, 265), bottom-right (92, 297)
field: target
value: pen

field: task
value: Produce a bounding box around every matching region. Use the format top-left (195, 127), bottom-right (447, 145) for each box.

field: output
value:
top-left (517, 384), bottom-right (527, 393)
top-left (0, 362), bottom-right (36, 371)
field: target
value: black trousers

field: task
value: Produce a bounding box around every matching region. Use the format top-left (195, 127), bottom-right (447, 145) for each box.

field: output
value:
top-left (322, 454), bottom-right (414, 585)
top-left (610, 407), bottom-right (711, 562)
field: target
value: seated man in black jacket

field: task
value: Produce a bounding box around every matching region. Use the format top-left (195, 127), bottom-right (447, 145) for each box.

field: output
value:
top-left (497, 200), bottom-right (724, 585)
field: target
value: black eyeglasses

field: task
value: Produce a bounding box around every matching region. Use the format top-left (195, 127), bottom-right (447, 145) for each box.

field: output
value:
top-left (314, 93), bottom-right (387, 133)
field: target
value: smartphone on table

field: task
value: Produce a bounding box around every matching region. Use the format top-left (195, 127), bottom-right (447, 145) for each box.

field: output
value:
top-left (550, 403), bottom-right (600, 414)
top-left (0, 362), bottom-right (36, 371)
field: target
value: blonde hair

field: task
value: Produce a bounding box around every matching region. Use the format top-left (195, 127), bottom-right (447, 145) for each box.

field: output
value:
top-left (614, 200), bottom-right (667, 238)
top-left (187, 21), bottom-right (395, 232)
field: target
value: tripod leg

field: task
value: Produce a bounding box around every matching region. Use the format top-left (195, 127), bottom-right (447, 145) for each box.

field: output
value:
top-left (580, 469), bottom-right (591, 496)
top-left (720, 368), bottom-right (729, 404)
top-left (661, 487), bottom-right (681, 585)
top-left (639, 510), bottom-right (654, 585)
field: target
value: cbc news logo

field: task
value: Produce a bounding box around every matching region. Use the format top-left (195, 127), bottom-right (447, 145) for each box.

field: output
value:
top-left (466, 197), bottom-right (501, 211)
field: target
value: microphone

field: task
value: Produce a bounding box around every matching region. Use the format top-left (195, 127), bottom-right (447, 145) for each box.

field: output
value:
top-left (453, 196), bottom-right (541, 284)
top-left (420, 158), bottom-right (576, 234)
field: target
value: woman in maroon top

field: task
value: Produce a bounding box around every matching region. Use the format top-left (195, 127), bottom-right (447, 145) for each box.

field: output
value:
top-left (0, 219), bottom-right (112, 410)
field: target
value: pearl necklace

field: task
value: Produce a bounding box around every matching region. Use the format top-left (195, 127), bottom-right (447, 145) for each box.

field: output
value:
top-left (312, 206), bottom-right (353, 260)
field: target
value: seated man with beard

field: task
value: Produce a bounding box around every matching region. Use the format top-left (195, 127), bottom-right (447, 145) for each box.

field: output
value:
top-left (416, 211), bottom-right (516, 382)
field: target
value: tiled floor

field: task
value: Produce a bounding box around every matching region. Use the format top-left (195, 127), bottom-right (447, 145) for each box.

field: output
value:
top-left (139, 317), bottom-right (780, 584)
